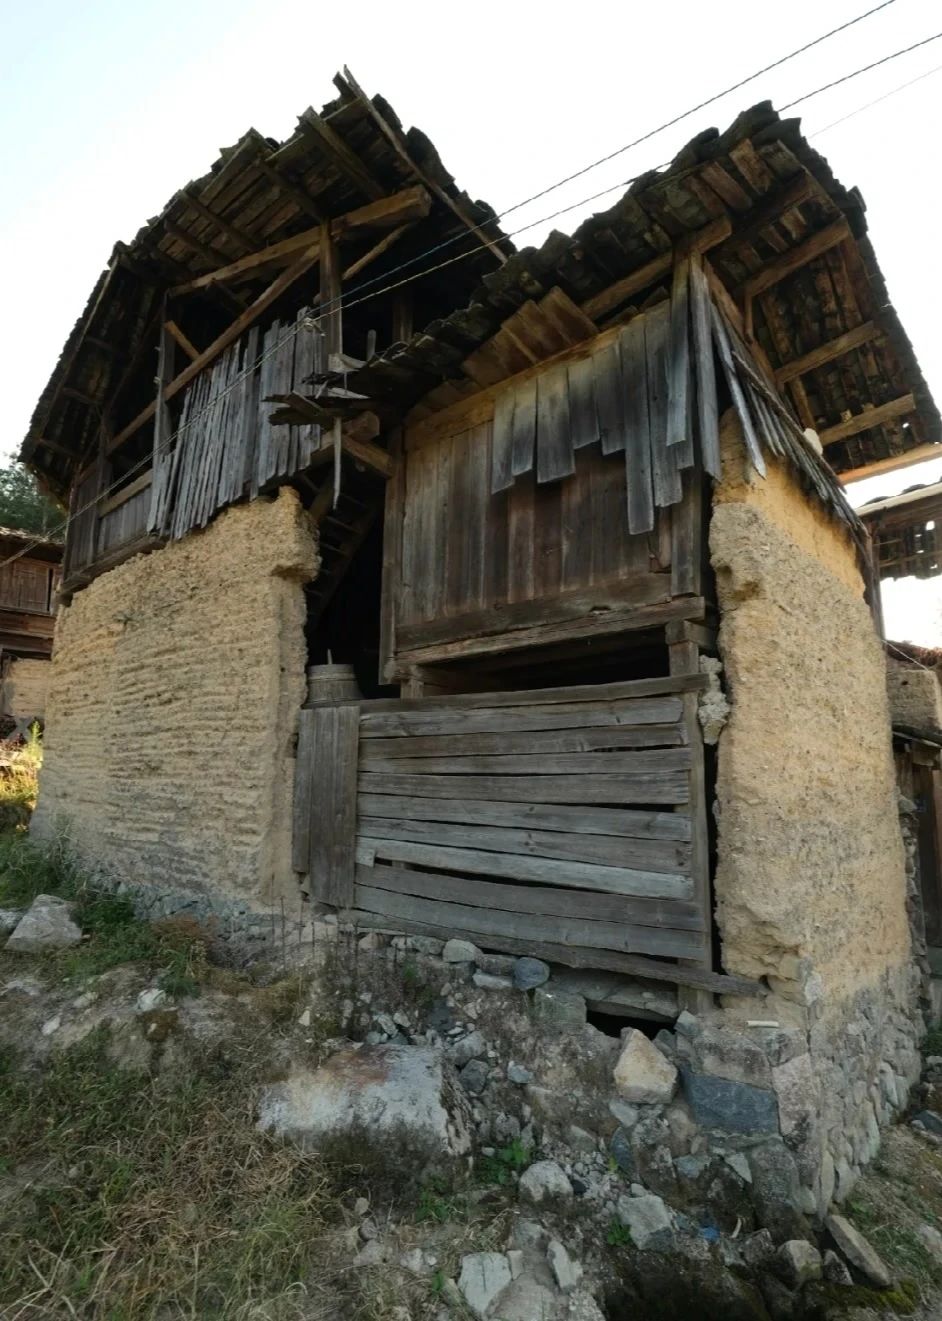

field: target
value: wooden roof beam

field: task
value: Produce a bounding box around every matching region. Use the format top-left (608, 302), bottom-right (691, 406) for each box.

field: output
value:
top-left (742, 218), bottom-right (852, 301)
top-left (170, 186), bottom-right (430, 295)
top-left (820, 394), bottom-right (916, 447)
top-left (713, 172), bottom-right (819, 259)
top-left (581, 216), bottom-right (732, 321)
top-left (254, 154), bottom-right (326, 223)
top-left (299, 108), bottom-right (385, 200)
top-left (106, 245), bottom-right (320, 455)
top-left (775, 321), bottom-right (882, 384)
top-left (180, 187), bottom-right (256, 254)
top-left (338, 66), bottom-right (510, 266)
top-left (841, 444), bottom-right (942, 484)
top-left (164, 320), bottom-right (200, 362)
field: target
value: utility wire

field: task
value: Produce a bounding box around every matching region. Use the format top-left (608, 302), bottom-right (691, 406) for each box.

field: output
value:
top-left (813, 60), bottom-right (942, 135)
top-left (6, 7), bottom-right (936, 575)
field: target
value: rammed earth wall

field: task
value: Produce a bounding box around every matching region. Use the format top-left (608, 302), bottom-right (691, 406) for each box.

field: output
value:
top-left (705, 409), bottom-right (923, 1213)
top-left (32, 488), bottom-right (317, 906)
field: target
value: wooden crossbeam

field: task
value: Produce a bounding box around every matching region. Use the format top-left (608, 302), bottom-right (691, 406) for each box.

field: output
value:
top-left (581, 216), bottom-right (729, 321)
top-left (775, 321), bottom-right (882, 384)
top-left (713, 172), bottom-right (818, 257)
top-left (171, 187), bottom-right (430, 295)
top-left (841, 442), bottom-right (942, 484)
top-left (742, 218), bottom-right (852, 300)
top-left (164, 320), bottom-right (200, 362)
top-left (819, 394), bottom-right (915, 447)
top-left (254, 154), bottom-right (326, 223)
top-left (299, 108), bottom-right (385, 200)
top-left (338, 66), bottom-right (509, 265)
top-left (107, 247), bottom-right (320, 455)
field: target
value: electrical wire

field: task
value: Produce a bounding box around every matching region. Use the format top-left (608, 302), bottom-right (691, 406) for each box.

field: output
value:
top-left (813, 60), bottom-right (942, 135)
top-left (5, 6), bottom-right (938, 575)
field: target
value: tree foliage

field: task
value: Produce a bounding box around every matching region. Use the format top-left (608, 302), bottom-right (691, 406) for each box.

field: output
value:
top-left (0, 464), bottom-right (62, 535)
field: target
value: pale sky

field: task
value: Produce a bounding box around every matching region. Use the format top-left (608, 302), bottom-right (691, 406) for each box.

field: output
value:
top-left (2, 0), bottom-right (940, 640)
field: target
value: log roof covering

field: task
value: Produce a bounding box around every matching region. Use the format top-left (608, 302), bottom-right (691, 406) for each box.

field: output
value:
top-left (22, 72), bottom-right (509, 498)
top-left (22, 93), bottom-right (939, 499)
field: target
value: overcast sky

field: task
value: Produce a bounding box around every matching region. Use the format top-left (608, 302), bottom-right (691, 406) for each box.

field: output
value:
top-left (2, 0), bottom-right (940, 640)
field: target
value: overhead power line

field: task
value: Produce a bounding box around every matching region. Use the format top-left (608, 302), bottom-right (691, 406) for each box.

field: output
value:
top-left (5, 3), bottom-right (933, 574)
top-left (813, 60), bottom-right (942, 135)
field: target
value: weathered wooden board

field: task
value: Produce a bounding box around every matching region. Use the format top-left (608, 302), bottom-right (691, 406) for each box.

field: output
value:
top-left (291, 709), bottom-right (316, 873)
top-left (361, 723), bottom-right (684, 758)
top-left (357, 814), bottom-right (690, 874)
top-left (355, 836), bottom-right (693, 898)
top-left (621, 314), bottom-right (654, 534)
top-left (359, 748), bottom-right (692, 775)
top-left (359, 770), bottom-right (688, 806)
top-left (354, 879), bottom-right (701, 958)
top-left (535, 361), bottom-right (574, 483)
top-left (361, 707), bottom-right (685, 740)
top-left (309, 704), bottom-right (359, 905)
top-left (358, 793), bottom-right (692, 842)
top-left (359, 863), bottom-right (702, 928)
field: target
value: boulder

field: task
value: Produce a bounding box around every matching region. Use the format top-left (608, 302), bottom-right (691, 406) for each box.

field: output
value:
top-left (614, 1029), bottom-right (678, 1104)
top-left (6, 895), bottom-right (82, 952)
top-left (546, 1238), bottom-right (582, 1293)
top-left (257, 1043), bottom-right (470, 1159)
top-left (615, 1193), bottom-right (674, 1250)
top-left (513, 957), bottom-right (551, 990)
top-left (518, 1159), bottom-right (573, 1205)
top-left (532, 986), bottom-right (586, 1031)
top-left (443, 939), bottom-right (481, 964)
top-left (457, 1252), bottom-right (512, 1319)
top-left (680, 1067), bottom-right (779, 1135)
top-left (776, 1240), bottom-right (822, 1287)
top-left (824, 1214), bottom-right (892, 1289)
top-left (748, 1141), bottom-right (806, 1243)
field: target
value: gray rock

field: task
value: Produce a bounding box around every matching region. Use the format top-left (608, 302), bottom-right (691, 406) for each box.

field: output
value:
top-left (822, 1249), bottom-right (853, 1285)
top-left (609, 1127), bottom-right (635, 1177)
top-left (136, 987), bottom-right (168, 1013)
top-left (566, 1295), bottom-right (607, 1321)
top-left (760, 1275), bottom-right (796, 1321)
top-left (608, 1098), bottom-right (640, 1129)
top-left (486, 1275), bottom-right (560, 1320)
top-left (257, 1043), bottom-right (470, 1159)
top-left (614, 1029), bottom-right (677, 1104)
top-left (406, 935), bottom-right (445, 956)
top-left (615, 1193), bottom-right (674, 1250)
top-left (742, 1229), bottom-right (776, 1271)
top-left (0, 908), bottom-right (23, 936)
top-left (448, 1031), bottom-right (486, 1067)
top-left (507, 1062), bottom-right (532, 1086)
top-left (911, 1109), bottom-right (942, 1136)
top-left (681, 1067), bottom-right (779, 1135)
top-left (473, 971), bottom-right (513, 991)
top-left (494, 1112), bottom-right (521, 1145)
top-left (513, 957), bottom-right (551, 990)
top-left (776, 1240), bottom-right (822, 1287)
top-left (916, 1223), bottom-right (942, 1262)
top-left (674, 1153), bottom-right (710, 1191)
top-left (771, 1053), bottom-right (817, 1138)
top-left (460, 1059), bottom-right (489, 1095)
top-left (443, 938), bottom-right (481, 964)
top-left (546, 1238), bottom-right (582, 1293)
top-left (532, 986), bottom-right (586, 1031)
top-left (566, 1124), bottom-right (596, 1154)
top-left (399, 1247), bottom-right (429, 1275)
top-left (457, 1251), bottom-right (512, 1319)
top-left (518, 1159), bottom-right (573, 1205)
top-left (825, 1214), bottom-right (892, 1289)
top-left (748, 1142), bottom-right (806, 1243)
top-left (474, 951), bottom-right (515, 976)
top-left (510, 1219), bottom-right (548, 1250)
top-left (674, 1010), bottom-right (700, 1038)
top-left (353, 1239), bottom-right (385, 1267)
top-left (6, 895), bottom-right (82, 952)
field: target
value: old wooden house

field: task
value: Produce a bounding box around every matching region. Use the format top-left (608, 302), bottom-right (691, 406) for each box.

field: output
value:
top-left (0, 528), bottom-right (62, 734)
top-left (19, 76), bottom-right (942, 1211)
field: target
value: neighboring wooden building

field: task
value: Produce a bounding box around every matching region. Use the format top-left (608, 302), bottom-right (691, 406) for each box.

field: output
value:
top-left (18, 79), bottom-right (942, 1211)
top-left (0, 528), bottom-right (61, 732)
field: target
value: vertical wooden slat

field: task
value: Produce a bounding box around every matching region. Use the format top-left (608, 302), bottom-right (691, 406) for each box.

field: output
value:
top-left (292, 709), bottom-right (316, 873)
top-left (490, 386), bottom-right (516, 493)
top-left (670, 466), bottom-right (703, 599)
top-left (309, 704), bottom-right (360, 907)
top-left (535, 362), bottom-right (575, 484)
top-left (567, 353), bottom-right (599, 450)
top-left (510, 375), bottom-right (538, 478)
top-left (507, 468), bottom-right (537, 603)
top-left (667, 258), bottom-right (692, 461)
top-left (593, 339), bottom-right (627, 455)
top-left (379, 428), bottom-right (404, 683)
top-left (689, 253), bottom-right (721, 478)
top-left (621, 315), bottom-right (654, 535)
top-left (678, 684), bottom-right (713, 1012)
top-left (710, 303), bottom-right (766, 477)
top-left (645, 302), bottom-right (682, 508)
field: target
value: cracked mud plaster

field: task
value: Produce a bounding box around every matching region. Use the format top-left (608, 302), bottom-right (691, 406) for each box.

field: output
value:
top-left (33, 488), bottom-right (318, 906)
top-left (709, 411), bottom-right (909, 1002)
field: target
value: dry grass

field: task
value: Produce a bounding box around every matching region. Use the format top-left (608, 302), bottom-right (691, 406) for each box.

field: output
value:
top-left (0, 726), bottom-right (42, 833)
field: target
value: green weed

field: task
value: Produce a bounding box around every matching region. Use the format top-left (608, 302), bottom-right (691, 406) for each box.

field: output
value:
top-left (478, 1138), bottom-right (532, 1186)
top-left (606, 1219), bottom-right (633, 1248)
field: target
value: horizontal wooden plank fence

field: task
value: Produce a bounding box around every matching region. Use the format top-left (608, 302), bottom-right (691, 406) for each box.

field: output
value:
top-left (294, 674), bottom-right (722, 992)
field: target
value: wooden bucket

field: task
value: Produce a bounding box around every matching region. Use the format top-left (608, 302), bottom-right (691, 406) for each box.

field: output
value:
top-left (305, 663), bottom-right (361, 706)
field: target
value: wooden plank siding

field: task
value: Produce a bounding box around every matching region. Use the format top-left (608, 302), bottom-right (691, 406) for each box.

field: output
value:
top-left (295, 677), bottom-right (716, 986)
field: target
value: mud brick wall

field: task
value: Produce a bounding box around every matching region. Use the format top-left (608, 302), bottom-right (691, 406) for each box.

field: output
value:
top-left (32, 488), bottom-right (317, 905)
top-left (887, 657), bottom-right (942, 734)
top-left (3, 658), bottom-right (52, 720)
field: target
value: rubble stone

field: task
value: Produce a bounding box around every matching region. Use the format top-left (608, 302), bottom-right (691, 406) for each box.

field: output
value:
top-left (613, 1029), bottom-right (678, 1104)
top-left (532, 986), bottom-right (586, 1030)
top-left (518, 1160), bottom-right (573, 1205)
top-left (443, 939), bottom-right (480, 964)
top-left (776, 1240), bottom-right (822, 1287)
top-left (825, 1214), bottom-right (892, 1288)
top-left (513, 957), bottom-right (551, 990)
top-left (546, 1238), bottom-right (582, 1293)
top-left (615, 1193), bottom-right (674, 1250)
top-left (681, 1067), bottom-right (779, 1135)
top-left (6, 895), bottom-right (82, 952)
top-left (457, 1251), bottom-right (512, 1318)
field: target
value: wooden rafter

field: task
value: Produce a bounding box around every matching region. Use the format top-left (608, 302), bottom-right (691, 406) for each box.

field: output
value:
top-left (299, 108), bottom-right (385, 200)
top-left (164, 320), bottom-right (200, 362)
top-left (743, 218), bottom-right (852, 301)
top-left (775, 321), bottom-right (882, 385)
top-left (841, 442), bottom-right (942, 484)
top-left (180, 187), bottom-right (255, 253)
top-left (819, 394), bottom-right (916, 447)
top-left (170, 186), bottom-right (430, 295)
top-left (338, 66), bottom-right (510, 266)
top-left (254, 153), bottom-right (326, 223)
